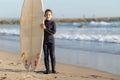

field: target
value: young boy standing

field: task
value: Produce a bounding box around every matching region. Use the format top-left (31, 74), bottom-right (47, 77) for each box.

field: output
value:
top-left (41, 9), bottom-right (56, 74)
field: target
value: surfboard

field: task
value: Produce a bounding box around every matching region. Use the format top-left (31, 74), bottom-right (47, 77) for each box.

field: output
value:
top-left (20, 0), bottom-right (44, 71)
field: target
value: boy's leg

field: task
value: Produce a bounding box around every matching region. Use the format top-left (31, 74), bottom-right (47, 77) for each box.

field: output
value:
top-left (43, 43), bottom-right (50, 73)
top-left (49, 43), bottom-right (56, 73)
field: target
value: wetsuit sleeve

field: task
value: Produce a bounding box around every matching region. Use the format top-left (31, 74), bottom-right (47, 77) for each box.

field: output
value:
top-left (45, 21), bottom-right (56, 35)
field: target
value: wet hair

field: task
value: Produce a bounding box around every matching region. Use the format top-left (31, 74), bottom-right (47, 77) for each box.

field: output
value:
top-left (45, 9), bottom-right (53, 14)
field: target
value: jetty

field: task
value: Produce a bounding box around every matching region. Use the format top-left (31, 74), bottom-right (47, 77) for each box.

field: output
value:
top-left (54, 17), bottom-right (120, 22)
top-left (0, 17), bottom-right (120, 24)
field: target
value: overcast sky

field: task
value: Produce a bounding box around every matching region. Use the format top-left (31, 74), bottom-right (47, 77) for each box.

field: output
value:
top-left (0, 0), bottom-right (120, 19)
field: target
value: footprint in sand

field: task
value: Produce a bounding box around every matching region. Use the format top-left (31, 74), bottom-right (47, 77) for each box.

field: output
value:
top-left (89, 75), bottom-right (117, 80)
top-left (80, 76), bottom-right (89, 78)
top-left (0, 74), bottom-right (7, 80)
top-left (8, 62), bottom-right (15, 66)
top-left (0, 77), bottom-right (7, 80)
top-left (9, 60), bottom-right (22, 66)
top-left (89, 75), bottom-right (102, 78)
top-left (8, 62), bottom-right (21, 66)
top-left (23, 75), bottom-right (40, 80)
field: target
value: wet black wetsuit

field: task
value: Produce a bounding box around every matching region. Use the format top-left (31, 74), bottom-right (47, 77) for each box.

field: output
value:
top-left (43, 19), bottom-right (56, 72)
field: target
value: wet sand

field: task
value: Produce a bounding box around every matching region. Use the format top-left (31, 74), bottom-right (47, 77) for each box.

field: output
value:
top-left (0, 51), bottom-right (120, 80)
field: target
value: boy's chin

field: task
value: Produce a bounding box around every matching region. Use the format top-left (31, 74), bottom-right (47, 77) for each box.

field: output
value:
top-left (46, 18), bottom-right (51, 20)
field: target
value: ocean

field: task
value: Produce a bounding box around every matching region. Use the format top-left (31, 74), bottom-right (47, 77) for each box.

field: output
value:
top-left (0, 21), bottom-right (120, 75)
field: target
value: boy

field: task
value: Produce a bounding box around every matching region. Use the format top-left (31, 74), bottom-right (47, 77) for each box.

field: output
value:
top-left (41, 9), bottom-right (56, 74)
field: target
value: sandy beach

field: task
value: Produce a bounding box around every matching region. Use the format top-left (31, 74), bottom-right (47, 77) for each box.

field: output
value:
top-left (0, 51), bottom-right (119, 80)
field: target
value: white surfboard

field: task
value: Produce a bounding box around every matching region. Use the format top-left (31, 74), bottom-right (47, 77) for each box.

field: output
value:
top-left (20, 0), bottom-right (44, 71)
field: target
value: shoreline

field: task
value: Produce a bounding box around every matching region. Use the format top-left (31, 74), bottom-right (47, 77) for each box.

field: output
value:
top-left (0, 17), bottom-right (120, 24)
top-left (0, 51), bottom-right (120, 80)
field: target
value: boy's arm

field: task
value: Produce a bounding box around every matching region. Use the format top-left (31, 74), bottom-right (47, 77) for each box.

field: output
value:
top-left (45, 21), bottom-right (56, 35)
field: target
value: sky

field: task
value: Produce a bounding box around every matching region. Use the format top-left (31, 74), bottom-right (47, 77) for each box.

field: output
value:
top-left (0, 0), bottom-right (120, 19)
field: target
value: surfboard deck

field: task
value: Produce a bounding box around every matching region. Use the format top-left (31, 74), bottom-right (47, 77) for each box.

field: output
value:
top-left (20, 0), bottom-right (44, 71)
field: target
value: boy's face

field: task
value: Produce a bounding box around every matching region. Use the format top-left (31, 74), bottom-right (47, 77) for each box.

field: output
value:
top-left (45, 11), bottom-right (52, 20)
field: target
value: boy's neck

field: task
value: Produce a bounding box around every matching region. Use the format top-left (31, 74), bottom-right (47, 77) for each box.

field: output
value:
top-left (46, 19), bottom-right (52, 21)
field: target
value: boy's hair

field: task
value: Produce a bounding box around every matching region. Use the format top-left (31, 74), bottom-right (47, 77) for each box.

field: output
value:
top-left (45, 9), bottom-right (53, 14)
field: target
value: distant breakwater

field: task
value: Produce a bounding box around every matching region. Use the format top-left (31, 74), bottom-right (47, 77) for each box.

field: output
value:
top-left (54, 17), bottom-right (120, 22)
top-left (0, 20), bottom-right (19, 24)
top-left (0, 17), bottom-right (120, 24)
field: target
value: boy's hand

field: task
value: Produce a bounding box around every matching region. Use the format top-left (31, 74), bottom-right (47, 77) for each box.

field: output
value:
top-left (40, 23), bottom-right (46, 30)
